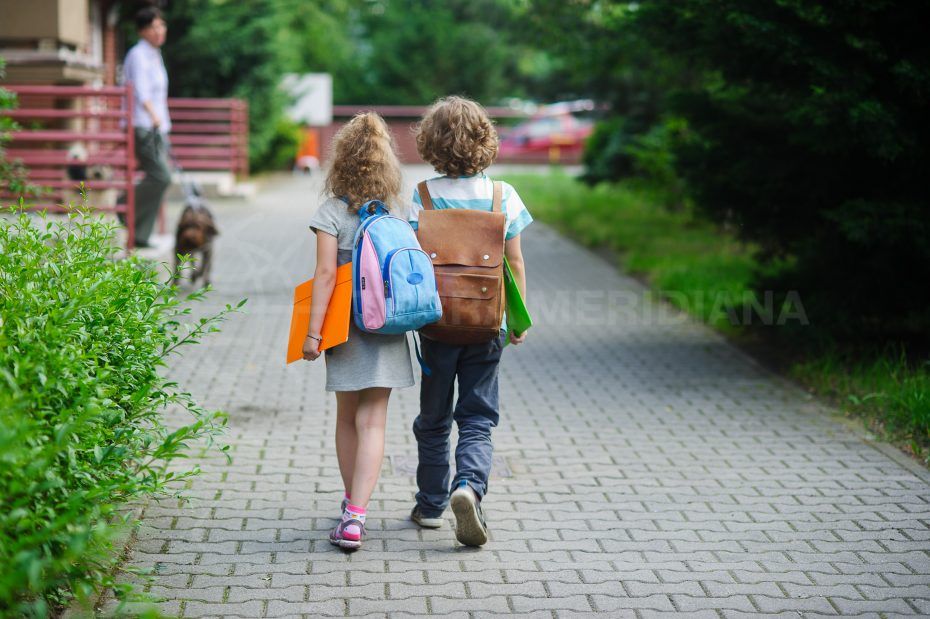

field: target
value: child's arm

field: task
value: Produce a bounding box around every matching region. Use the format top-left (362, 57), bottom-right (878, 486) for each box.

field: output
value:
top-left (504, 234), bottom-right (528, 345)
top-left (303, 231), bottom-right (339, 361)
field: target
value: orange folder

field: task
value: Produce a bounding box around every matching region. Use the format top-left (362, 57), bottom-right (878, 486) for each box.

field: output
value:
top-left (286, 262), bottom-right (353, 364)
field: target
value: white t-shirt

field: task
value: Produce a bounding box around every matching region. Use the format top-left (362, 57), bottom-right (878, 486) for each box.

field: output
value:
top-left (122, 39), bottom-right (171, 134)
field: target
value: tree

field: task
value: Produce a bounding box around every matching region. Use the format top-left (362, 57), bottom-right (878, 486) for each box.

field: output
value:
top-left (528, 0), bottom-right (930, 339)
top-left (158, 0), bottom-right (297, 170)
top-left (522, 1), bottom-right (698, 185)
top-left (342, 0), bottom-right (531, 105)
top-left (633, 0), bottom-right (930, 337)
top-left (154, 0), bottom-right (552, 168)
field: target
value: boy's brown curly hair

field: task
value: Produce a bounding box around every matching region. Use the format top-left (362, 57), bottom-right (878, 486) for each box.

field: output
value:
top-left (324, 112), bottom-right (403, 212)
top-left (416, 96), bottom-right (499, 177)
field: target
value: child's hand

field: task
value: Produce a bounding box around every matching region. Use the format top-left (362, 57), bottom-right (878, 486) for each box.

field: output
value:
top-left (302, 335), bottom-right (322, 361)
top-left (510, 331), bottom-right (527, 346)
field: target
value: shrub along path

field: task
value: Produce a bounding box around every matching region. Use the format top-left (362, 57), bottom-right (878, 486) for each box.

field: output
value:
top-left (115, 169), bottom-right (930, 617)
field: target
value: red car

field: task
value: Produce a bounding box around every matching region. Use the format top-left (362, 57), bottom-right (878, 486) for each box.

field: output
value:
top-left (498, 102), bottom-right (595, 162)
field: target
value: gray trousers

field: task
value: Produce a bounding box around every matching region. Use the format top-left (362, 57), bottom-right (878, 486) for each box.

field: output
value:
top-left (133, 128), bottom-right (171, 244)
top-left (413, 331), bottom-right (506, 517)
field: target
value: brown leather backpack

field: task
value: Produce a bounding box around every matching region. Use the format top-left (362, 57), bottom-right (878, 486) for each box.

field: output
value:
top-left (415, 180), bottom-right (506, 345)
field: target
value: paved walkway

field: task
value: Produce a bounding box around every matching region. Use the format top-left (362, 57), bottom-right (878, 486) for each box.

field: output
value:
top-left (120, 169), bottom-right (930, 618)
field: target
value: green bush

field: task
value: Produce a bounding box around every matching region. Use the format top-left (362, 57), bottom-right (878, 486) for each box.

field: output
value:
top-left (632, 0), bottom-right (930, 339)
top-left (584, 116), bottom-right (689, 210)
top-left (0, 58), bottom-right (28, 194)
top-left (264, 117), bottom-right (304, 172)
top-left (582, 116), bottom-right (636, 183)
top-left (0, 204), bottom-right (243, 616)
top-left (534, 0), bottom-right (930, 340)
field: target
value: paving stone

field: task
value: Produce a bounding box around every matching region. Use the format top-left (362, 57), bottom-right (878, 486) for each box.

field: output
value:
top-left (592, 594), bottom-right (675, 612)
top-left (105, 169), bottom-right (930, 617)
top-left (830, 597), bottom-right (921, 614)
top-left (348, 596), bottom-right (429, 615)
top-left (751, 594), bottom-right (838, 614)
top-left (389, 581), bottom-right (466, 599)
top-left (428, 594), bottom-right (510, 614)
top-left (670, 594), bottom-right (756, 613)
top-left (720, 613), bottom-right (806, 619)
top-left (642, 611), bottom-right (719, 619)
top-left (510, 594), bottom-right (594, 612)
top-left (226, 584), bottom-right (305, 603)
top-left (182, 601), bottom-right (264, 617)
top-left (265, 599), bottom-right (345, 617)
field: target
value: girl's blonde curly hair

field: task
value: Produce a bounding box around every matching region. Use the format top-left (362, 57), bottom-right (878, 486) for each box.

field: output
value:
top-left (416, 96), bottom-right (499, 177)
top-left (324, 112), bottom-right (403, 213)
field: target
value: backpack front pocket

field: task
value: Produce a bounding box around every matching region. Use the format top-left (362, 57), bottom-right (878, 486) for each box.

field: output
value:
top-left (384, 247), bottom-right (441, 318)
top-left (433, 271), bottom-right (502, 328)
top-left (357, 232), bottom-right (386, 330)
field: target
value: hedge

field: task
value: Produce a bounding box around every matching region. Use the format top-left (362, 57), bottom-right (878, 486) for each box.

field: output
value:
top-left (0, 204), bottom-right (242, 616)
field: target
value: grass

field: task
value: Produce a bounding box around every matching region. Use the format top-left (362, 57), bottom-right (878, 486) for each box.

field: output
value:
top-left (505, 171), bottom-right (760, 331)
top-left (503, 170), bottom-right (930, 465)
top-left (792, 349), bottom-right (930, 462)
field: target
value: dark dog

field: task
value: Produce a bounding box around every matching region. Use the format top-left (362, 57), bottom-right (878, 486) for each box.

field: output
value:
top-left (174, 197), bottom-right (218, 287)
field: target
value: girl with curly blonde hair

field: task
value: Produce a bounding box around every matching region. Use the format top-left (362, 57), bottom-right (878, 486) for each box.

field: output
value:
top-left (305, 112), bottom-right (413, 550)
top-left (324, 112), bottom-right (403, 212)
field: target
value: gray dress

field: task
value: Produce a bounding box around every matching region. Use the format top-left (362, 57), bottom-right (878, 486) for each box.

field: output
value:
top-left (308, 197), bottom-right (415, 392)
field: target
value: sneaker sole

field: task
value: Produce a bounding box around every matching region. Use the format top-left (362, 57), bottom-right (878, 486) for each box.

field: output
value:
top-left (411, 513), bottom-right (444, 529)
top-left (450, 490), bottom-right (488, 547)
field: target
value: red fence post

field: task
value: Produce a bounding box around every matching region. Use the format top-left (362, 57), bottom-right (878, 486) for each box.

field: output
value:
top-left (238, 99), bottom-right (249, 178)
top-left (230, 99), bottom-right (240, 176)
top-left (0, 84), bottom-right (137, 249)
top-left (125, 85), bottom-right (136, 250)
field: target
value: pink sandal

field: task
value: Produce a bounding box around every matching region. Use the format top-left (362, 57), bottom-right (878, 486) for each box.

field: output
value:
top-left (329, 518), bottom-right (365, 550)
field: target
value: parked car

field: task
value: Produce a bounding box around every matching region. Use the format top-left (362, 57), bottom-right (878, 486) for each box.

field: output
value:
top-left (498, 102), bottom-right (595, 161)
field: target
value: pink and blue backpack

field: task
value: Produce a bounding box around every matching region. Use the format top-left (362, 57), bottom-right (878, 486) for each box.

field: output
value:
top-left (352, 200), bottom-right (442, 335)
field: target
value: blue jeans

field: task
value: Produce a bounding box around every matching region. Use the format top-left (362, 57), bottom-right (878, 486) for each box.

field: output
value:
top-left (413, 330), bottom-right (506, 516)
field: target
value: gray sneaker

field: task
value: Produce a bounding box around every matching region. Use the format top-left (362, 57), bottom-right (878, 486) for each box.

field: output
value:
top-left (450, 481), bottom-right (488, 547)
top-left (410, 505), bottom-right (444, 529)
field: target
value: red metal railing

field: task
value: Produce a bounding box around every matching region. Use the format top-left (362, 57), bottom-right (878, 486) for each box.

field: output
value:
top-left (1, 87), bottom-right (250, 249)
top-left (168, 98), bottom-right (248, 176)
top-left (324, 104), bottom-right (584, 165)
top-left (1, 85), bottom-right (137, 246)
top-left (330, 104), bottom-right (528, 120)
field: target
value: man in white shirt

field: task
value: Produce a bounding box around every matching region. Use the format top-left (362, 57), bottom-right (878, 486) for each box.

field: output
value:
top-left (122, 7), bottom-right (170, 248)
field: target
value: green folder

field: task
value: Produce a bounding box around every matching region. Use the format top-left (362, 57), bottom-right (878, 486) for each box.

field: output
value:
top-left (503, 256), bottom-right (532, 344)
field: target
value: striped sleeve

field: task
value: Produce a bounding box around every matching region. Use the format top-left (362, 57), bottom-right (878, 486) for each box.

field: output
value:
top-left (409, 187), bottom-right (424, 231)
top-left (502, 183), bottom-right (533, 240)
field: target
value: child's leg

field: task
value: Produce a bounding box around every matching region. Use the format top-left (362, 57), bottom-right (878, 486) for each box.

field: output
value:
top-left (330, 388), bottom-right (390, 549)
top-left (335, 391), bottom-right (360, 498)
top-left (451, 332), bottom-right (505, 499)
top-left (412, 338), bottom-right (460, 516)
top-left (348, 387), bottom-right (391, 507)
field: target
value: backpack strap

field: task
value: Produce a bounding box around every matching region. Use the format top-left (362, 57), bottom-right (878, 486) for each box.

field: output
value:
top-left (417, 181), bottom-right (434, 210)
top-left (358, 199), bottom-right (389, 222)
top-left (412, 332), bottom-right (431, 376)
top-left (419, 179), bottom-right (501, 212)
top-left (491, 180), bottom-right (502, 213)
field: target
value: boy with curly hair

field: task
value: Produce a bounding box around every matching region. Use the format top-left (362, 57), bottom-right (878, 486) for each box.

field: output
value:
top-left (408, 96), bottom-right (532, 547)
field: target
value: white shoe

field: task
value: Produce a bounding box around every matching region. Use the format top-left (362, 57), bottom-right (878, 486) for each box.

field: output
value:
top-left (410, 505), bottom-right (444, 529)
